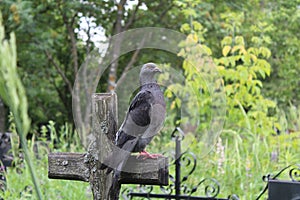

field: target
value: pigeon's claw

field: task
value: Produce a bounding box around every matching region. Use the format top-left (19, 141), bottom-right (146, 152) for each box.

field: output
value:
top-left (137, 150), bottom-right (163, 160)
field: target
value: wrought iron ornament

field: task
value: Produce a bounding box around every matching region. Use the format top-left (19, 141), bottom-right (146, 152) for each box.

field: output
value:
top-left (121, 127), bottom-right (239, 200)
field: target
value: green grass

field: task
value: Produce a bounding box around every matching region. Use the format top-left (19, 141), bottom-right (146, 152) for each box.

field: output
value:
top-left (131, 105), bottom-right (300, 199)
top-left (139, 130), bottom-right (299, 200)
top-left (0, 122), bottom-right (90, 200)
top-left (1, 112), bottom-right (299, 200)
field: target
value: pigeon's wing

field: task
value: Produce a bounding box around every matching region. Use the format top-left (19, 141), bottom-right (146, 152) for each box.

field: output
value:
top-left (128, 90), bottom-right (153, 126)
top-left (101, 90), bottom-right (154, 172)
top-left (116, 90), bottom-right (153, 148)
top-left (107, 90), bottom-right (155, 194)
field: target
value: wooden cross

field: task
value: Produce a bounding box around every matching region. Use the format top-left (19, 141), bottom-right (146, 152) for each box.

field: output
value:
top-left (48, 93), bottom-right (169, 200)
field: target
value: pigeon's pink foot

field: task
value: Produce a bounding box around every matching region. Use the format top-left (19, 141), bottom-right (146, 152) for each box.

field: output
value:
top-left (137, 150), bottom-right (163, 160)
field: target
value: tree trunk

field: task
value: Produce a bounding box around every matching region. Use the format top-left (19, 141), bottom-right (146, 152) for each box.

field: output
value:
top-left (107, 0), bottom-right (127, 92)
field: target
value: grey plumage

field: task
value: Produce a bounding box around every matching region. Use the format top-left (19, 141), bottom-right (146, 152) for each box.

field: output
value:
top-left (116, 83), bottom-right (165, 152)
top-left (102, 63), bottom-right (166, 198)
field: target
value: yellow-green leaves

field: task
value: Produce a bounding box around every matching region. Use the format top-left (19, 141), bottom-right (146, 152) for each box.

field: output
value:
top-left (222, 46), bottom-right (231, 57)
top-left (259, 47), bottom-right (271, 58)
top-left (216, 34), bottom-right (277, 136)
top-left (221, 36), bottom-right (233, 46)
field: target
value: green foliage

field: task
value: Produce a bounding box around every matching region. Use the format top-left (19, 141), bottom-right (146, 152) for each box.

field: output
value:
top-left (215, 33), bottom-right (277, 135)
top-left (164, 19), bottom-right (277, 136)
top-left (262, 0), bottom-right (300, 106)
top-left (0, 0), bottom-right (299, 199)
top-left (0, 0), bottom-right (185, 128)
top-left (147, 13), bottom-right (298, 199)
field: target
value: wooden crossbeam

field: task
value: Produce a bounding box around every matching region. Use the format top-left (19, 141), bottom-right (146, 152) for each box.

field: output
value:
top-left (48, 153), bottom-right (168, 185)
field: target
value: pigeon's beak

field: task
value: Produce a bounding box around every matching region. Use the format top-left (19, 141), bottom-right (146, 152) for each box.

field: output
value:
top-left (154, 66), bottom-right (162, 73)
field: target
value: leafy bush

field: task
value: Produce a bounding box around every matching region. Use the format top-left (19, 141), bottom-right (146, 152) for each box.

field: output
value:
top-left (144, 20), bottom-right (300, 199)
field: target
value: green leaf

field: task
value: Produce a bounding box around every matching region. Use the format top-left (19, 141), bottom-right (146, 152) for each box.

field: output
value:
top-left (235, 36), bottom-right (245, 45)
top-left (243, 53), bottom-right (251, 65)
top-left (251, 36), bottom-right (260, 44)
top-left (254, 80), bottom-right (263, 88)
top-left (221, 36), bottom-right (233, 46)
top-left (180, 23), bottom-right (191, 32)
top-left (258, 69), bottom-right (266, 79)
top-left (222, 45), bottom-right (231, 57)
top-left (259, 47), bottom-right (271, 58)
top-left (201, 44), bottom-right (212, 55)
top-left (192, 21), bottom-right (203, 31)
top-left (182, 8), bottom-right (197, 17)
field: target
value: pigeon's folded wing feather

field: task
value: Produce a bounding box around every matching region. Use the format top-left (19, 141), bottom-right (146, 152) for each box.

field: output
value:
top-left (101, 90), bottom-right (154, 172)
top-left (128, 90), bottom-right (153, 127)
top-left (116, 90), bottom-right (153, 148)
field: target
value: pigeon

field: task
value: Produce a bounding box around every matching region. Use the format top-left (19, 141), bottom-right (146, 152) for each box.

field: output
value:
top-left (115, 63), bottom-right (166, 157)
top-left (101, 63), bottom-right (166, 198)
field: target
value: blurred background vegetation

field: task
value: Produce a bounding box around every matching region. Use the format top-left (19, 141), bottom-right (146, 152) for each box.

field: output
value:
top-left (0, 0), bottom-right (299, 199)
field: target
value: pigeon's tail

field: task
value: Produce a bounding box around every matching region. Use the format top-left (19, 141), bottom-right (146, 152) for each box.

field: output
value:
top-left (99, 137), bottom-right (139, 199)
top-left (99, 154), bottom-right (123, 175)
top-left (99, 162), bottom-right (113, 174)
top-left (99, 155), bottom-right (111, 174)
top-left (109, 161), bottom-right (124, 200)
top-left (100, 137), bottom-right (139, 171)
top-left (109, 172), bottom-right (121, 200)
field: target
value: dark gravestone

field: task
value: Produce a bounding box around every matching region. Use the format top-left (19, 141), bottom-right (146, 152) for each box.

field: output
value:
top-left (0, 98), bottom-right (5, 133)
top-left (0, 132), bottom-right (12, 168)
top-left (268, 180), bottom-right (300, 200)
top-left (0, 132), bottom-right (13, 191)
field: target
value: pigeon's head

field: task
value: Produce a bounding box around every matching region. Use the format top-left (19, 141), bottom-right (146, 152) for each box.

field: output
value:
top-left (139, 63), bottom-right (162, 85)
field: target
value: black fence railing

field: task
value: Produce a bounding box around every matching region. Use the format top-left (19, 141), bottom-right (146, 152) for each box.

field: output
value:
top-left (121, 127), bottom-right (240, 200)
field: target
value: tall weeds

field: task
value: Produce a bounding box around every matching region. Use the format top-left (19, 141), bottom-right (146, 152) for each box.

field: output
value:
top-left (0, 13), bottom-right (42, 199)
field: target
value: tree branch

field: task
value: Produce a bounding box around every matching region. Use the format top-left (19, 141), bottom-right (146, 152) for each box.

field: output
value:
top-left (124, 0), bottom-right (142, 30)
top-left (85, 18), bottom-right (92, 54)
top-left (118, 2), bottom-right (174, 83)
top-left (61, 9), bottom-right (79, 76)
top-left (114, 0), bottom-right (127, 34)
top-left (50, 76), bottom-right (69, 113)
top-left (44, 50), bottom-right (73, 95)
top-left (118, 33), bottom-right (148, 83)
top-left (156, 3), bottom-right (174, 23)
top-left (108, 0), bottom-right (127, 92)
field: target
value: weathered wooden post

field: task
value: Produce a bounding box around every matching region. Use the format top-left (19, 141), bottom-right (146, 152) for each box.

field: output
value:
top-left (88, 93), bottom-right (118, 199)
top-left (48, 93), bottom-right (168, 200)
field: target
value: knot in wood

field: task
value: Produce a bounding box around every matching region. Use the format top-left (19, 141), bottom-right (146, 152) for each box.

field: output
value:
top-left (62, 160), bottom-right (68, 166)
